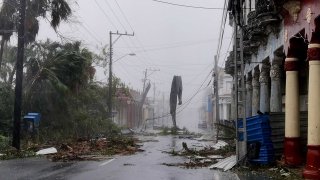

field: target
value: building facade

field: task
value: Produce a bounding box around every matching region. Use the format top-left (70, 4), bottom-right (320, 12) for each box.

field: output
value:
top-left (212, 68), bottom-right (233, 126)
top-left (114, 89), bottom-right (152, 129)
top-left (227, 0), bottom-right (320, 178)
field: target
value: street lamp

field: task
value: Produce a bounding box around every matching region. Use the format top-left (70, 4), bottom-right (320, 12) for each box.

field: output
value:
top-left (108, 52), bottom-right (136, 119)
top-left (114, 53), bottom-right (136, 63)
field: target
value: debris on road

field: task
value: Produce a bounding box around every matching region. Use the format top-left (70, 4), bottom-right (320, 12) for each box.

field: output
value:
top-left (121, 128), bottom-right (135, 135)
top-left (36, 147), bottom-right (58, 155)
top-left (233, 162), bottom-right (304, 179)
top-left (209, 155), bottom-right (237, 171)
top-left (211, 141), bottom-right (228, 150)
top-left (194, 133), bottom-right (216, 141)
top-left (182, 142), bottom-right (193, 153)
top-left (207, 155), bottom-right (224, 159)
top-left (161, 160), bottom-right (215, 169)
top-left (123, 163), bottom-right (135, 166)
top-left (45, 136), bottom-right (142, 162)
top-left (161, 138), bottom-right (235, 169)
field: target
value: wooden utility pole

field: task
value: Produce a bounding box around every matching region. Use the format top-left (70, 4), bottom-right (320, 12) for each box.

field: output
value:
top-left (232, 0), bottom-right (246, 162)
top-left (108, 31), bottom-right (134, 118)
top-left (12, 0), bottom-right (26, 150)
top-left (153, 82), bottom-right (156, 129)
top-left (214, 55), bottom-right (220, 142)
top-left (108, 31), bottom-right (112, 118)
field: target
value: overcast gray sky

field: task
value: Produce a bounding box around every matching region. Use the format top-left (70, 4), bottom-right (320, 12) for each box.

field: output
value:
top-left (35, 0), bottom-right (232, 130)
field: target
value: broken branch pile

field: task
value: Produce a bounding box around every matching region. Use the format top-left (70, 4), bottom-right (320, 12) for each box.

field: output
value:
top-left (46, 136), bottom-right (142, 161)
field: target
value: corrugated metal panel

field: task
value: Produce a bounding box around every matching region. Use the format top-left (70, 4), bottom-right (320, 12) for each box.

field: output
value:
top-left (269, 112), bottom-right (308, 158)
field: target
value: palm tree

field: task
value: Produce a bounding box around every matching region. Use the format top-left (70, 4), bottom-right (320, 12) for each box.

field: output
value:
top-left (23, 40), bottom-right (96, 138)
top-left (0, 0), bottom-right (72, 70)
top-left (0, 0), bottom-right (16, 70)
top-left (25, 40), bottom-right (94, 97)
top-left (10, 0), bottom-right (71, 150)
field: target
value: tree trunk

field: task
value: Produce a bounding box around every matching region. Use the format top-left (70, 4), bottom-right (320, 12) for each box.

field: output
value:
top-left (8, 63), bottom-right (17, 85)
top-left (0, 38), bottom-right (5, 70)
top-left (12, 0), bottom-right (26, 150)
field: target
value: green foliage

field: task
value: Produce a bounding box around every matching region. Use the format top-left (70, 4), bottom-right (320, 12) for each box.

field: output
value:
top-left (0, 135), bottom-right (9, 150)
top-left (0, 0), bottom-right (72, 43)
top-left (0, 149), bottom-right (36, 160)
top-left (20, 40), bottom-right (123, 141)
top-left (0, 83), bottom-right (13, 135)
top-left (0, 45), bottom-right (17, 84)
top-left (0, 39), bottom-right (132, 145)
top-left (159, 126), bottom-right (180, 135)
top-left (49, 0), bottom-right (72, 29)
top-left (159, 126), bottom-right (170, 135)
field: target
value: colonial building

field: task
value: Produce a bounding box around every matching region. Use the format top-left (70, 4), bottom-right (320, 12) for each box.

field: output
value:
top-left (217, 68), bottom-right (233, 123)
top-left (114, 89), bottom-right (152, 129)
top-left (227, 0), bottom-right (320, 178)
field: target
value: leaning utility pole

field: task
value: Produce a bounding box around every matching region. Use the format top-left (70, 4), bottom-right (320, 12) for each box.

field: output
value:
top-left (139, 68), bottom-right (159, 129)
top-left (142, 68), bottom-right (160, 93)
top-left (108, 31), bottom-right (134, 118)
top-left (12, 0), bottom-right (26, 150)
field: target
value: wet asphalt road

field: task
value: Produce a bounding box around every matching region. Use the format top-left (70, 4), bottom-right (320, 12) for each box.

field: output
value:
top-left (0, 135), bottom-right (250, 180)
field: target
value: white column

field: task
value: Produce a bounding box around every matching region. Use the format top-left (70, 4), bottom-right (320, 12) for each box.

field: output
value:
top-left (308, 60), bottom-right (320, 145)
top-left (304, 41), bottom-right (320, 179)
top-left (284, 56), bottom-right (302, 166)
top-left (285, 68), bottom-right (299, 138)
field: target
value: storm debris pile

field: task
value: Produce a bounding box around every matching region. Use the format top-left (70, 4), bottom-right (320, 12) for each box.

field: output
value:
top-left (178, 140), bottom-right (234, 157)
top-left (162, 160), bottom-right (213, 169)
top-left (234, 164), bottom-right (303, 180)
top-left (44, 136), bottom-right (143, 161)
top-left (162, 140), bottom-right (235, 169)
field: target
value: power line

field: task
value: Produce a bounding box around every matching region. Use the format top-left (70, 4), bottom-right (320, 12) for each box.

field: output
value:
top-left (93, 0), bottom-right (117, 30)
top-left (116, 38), bottom-right (229, 50)
top-left (113, 0), bottom-right (158, 70)
top-left (113, 0), bottom-right (135, 32)
top-left (216, 31), bottom-right (234, 75)
top-left (126, 39), bottom-right (221, 53)
top-left (151, 0), bottom-right (225, 10)
top-left (146, 69), bottom-right (213, 120)
top-left (78, 23), bottom-right (103, 45)
top-left (110, 0), bottom-right (161, 68)
top-left (220, 32), bottom-right (234, 67)
top-left (103, 0), bottom-right (128, 32)
top-left (216, 0), bottom-right (228, 65)
top-left (178, 69), bottom-right (213, 108)
top-left (185, 64), bottom-right (212, 85)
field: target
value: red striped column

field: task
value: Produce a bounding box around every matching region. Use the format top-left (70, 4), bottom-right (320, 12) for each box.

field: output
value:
top-left (304, 16), bottom-right (320, 179)
top-left (284, 53), bottom-right (302, 166)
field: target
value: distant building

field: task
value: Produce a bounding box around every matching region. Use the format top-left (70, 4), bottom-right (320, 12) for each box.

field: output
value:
top-left (198, 93), bottom-right (210, 129)
top-left (212, 67), bottom-right (233, 124)
top-left (114, 88), bottom-right (152, 128)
